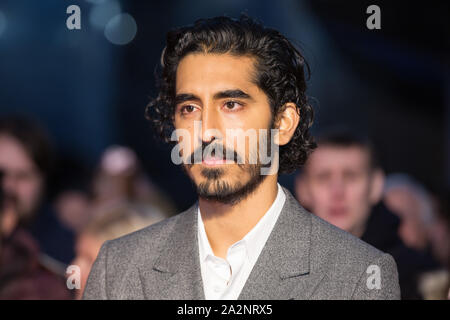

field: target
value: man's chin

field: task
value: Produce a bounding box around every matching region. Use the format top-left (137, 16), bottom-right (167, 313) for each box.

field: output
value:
top-left (197, 185), bottom-right (245, 205)
top-left (327, 218), bottom-right (353, 233)
top-left (195, 177), bottom-right (236, 197)
top-left (199, 176), bottom-right (266, 206)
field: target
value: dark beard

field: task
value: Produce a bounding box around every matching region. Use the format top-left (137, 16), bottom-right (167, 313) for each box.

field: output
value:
top-left (196, 164), bottom-right (267, 206)
top-left (183, 123), bottom-right (275, 206)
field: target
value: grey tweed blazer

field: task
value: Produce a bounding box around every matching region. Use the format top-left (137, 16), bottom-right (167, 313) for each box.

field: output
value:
top-left (83, 188), bottom-right (400, 300)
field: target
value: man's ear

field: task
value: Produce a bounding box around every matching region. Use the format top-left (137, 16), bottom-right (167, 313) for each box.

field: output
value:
top-left (369, 168), bottom-right (385, 205)
top-left (274, 102), bottom-right (300, 146)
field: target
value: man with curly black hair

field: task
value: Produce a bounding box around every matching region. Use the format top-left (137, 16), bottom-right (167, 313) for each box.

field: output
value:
top-left (84, 15), bottom-right (400, 300)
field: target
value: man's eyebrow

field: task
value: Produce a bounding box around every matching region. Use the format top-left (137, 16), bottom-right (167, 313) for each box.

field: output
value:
top-left (174, 93), bottom-right (200, 105)
top-left (174, 89), bottom-right (253, 105)
top-left (213, 89), bottom-right (253, 100)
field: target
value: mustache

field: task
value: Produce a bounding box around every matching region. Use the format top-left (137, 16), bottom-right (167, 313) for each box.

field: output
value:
top-left (186, 141), bottom-right (244, 165)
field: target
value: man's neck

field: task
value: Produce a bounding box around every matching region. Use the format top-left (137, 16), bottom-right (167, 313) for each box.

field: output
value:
top-left (198, 175), bottom-right (278, 258)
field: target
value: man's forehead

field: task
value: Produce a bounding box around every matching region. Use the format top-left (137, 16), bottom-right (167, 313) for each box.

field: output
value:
top-left (0, 136), bottom-right (34, 166)
top-left (175, 53), bottom-right (258, 93)
top-left (306, 146), bottom-right (370, 171)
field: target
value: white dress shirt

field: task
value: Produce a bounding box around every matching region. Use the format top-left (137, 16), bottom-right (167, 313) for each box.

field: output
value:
top-left (197, 183), bottom-right (286, 300)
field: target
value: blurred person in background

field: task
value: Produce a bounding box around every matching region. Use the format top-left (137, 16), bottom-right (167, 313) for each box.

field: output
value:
top-left (0, 115), bottom-right (74, 265)
top-left (90, 145), bottom-right (176, 217)
top-left (51, 155), bottom-right (93, 234)
top-left (383, 174), bottom-right (450, 299)
top-left (53, 184), bottom-right (91, 235)
top-left (0, 169), bottom-right (71, 299)
top-left (429, 192), bottom-right (450, 269)
top-left (71, 202), bottom-right (167, 299)
top-left (383, 174), bottom-right (448, 261)
top-left (0, 171), bottom-right (3, 253)
top-left (295, 129), bottom-right (441, 299)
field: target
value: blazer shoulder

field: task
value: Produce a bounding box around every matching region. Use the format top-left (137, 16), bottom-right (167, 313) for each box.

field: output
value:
top-left (309, 211), bottom-right (385, 270)
top-left (104, 211), bottom-right (183, 262)
top-left (283, 189), bottom-right (384, 267)
top-left (83, 209), bottom-right (196, 299)
top-left (297, 207), bottom-right (400, 299)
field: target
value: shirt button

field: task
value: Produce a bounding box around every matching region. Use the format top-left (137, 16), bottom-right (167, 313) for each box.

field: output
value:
top-left (214, 286), bottom-right (221, 293)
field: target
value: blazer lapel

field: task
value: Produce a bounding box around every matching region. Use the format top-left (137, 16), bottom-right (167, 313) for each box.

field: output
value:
top-left (139, 202), bottom-right (205, 299)
top-left (138, 188), bottom-right (324, 300)
top-left (238, 188), bottom-right (324, 300)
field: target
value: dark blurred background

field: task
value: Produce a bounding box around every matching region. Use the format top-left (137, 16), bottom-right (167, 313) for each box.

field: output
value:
top-left (0, 0), bottom-right (448, 211)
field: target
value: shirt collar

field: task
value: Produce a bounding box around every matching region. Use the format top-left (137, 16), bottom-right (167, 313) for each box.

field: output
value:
top-left (198, 207), bottom-right (214, 262)
top-left (197, 183), bottom-right (286, 264)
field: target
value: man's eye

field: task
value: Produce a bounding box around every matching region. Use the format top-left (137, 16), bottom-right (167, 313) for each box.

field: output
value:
top-left (180, 105), bottom-right (196, 114)
top-left (223, 101), bottom-right (242, 110)
top-left (344, 171), bottom-right (359, 181)
top-left (316, 173), bottom-right (330, 182)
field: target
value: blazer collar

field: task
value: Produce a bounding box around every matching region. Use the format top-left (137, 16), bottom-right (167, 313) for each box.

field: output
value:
top-left (149, 187), bottom-right (320, 300)
top-left (152, 202), bottom-right (200, 274)
top-left (238, 187), bottom-right (320, 299)
top-left (139, 202), bottom-right (204, 299)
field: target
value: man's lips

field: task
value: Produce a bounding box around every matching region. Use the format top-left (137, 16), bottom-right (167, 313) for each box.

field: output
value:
top-left (201, 157), bottom-right (234, 166)
top-left (328, 207), bottom-right (347, 217)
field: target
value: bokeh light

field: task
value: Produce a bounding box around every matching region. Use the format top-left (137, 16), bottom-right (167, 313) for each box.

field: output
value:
top-left (0, 10), bottom-right (7, 38)
top-left (89, 0), bottom-right (121, 30)
top-left (104, 13), bottom-right (137, 45)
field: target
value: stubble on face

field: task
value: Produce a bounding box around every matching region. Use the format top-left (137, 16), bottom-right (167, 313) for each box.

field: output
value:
top-left (174, 53), bottom-right (276, 206)
top-left (183, 141), bottom-right (268, 206)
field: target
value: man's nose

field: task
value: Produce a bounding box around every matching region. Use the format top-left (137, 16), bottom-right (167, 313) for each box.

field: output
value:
top-left (330, 178), bottom-right (346, 199)
top-left (200, 105), bottom-right (221, 143)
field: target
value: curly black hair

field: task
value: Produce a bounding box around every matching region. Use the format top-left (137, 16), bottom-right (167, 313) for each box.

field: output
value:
top-left (146, 15), bottom-right (316, 174)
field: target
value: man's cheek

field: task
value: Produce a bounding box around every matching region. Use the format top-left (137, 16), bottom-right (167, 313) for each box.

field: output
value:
top-left (312, 187), bottom-right (330, 206)
top-left (27, 182), bottom-right (42, 201)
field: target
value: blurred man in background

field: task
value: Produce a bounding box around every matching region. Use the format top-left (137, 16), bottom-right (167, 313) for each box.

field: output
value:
top-left (0, 116), bottom-right (74, 266)
top-left (296, 129), bottom-right (442, 299)
top-left (0, 167), bottom-right (71, 299)
top-left (0, 116), bottom-right (179, 299)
